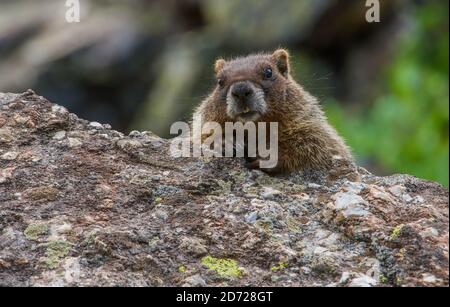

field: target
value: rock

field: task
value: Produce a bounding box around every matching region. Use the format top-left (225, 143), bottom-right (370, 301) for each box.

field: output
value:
top-left (413, 195), bottom-right (424, 204)
top-left (89, 122), bottom-right (103, 129)
top-left (313, 246), bottom-right (329, 255)
top-left (420, 227), bottom-right (439, 238)
top-left (179, 237), bottom-right (208, 257)
top-left (50, 223), bottom-right (73, 237)
top-left (245, 211), bottom-right (258, 223)
top-left (154, 209), bottom-right (169, 220)
top-left (183, 274), bottom-right (207, 287)
top-left (368, 186), bottom-right (395, 203)
top-left (128, 130), bottom-right (141, 137)
top-left (0, 167), bottom-right (15, 183)
top-left (388, 185), bottom-right (407, 197)
top-left (51, 105), bottom-right (68, 115)
top-left (422, 273), bottom-right (438, 284)
top-left (12, 114), bottom-right (31, 125)
top-left (338, 271), bottom-right (351, 284)
top-left (307, 183), bottom-right (321, 189)
top-left (348, 275), bottom-right (378, 287)
top-left (343, 181), bottom-right (366, 194)
top-left (1, 151), bottom-right (19, 160)
top-left (0, 128), bottom-right (13, 143)
top-left (53, 130), bottom-right (67, 140)
top-left (67, 137), bottom-right (82, 148)
top-left (0, 91), bottom-right (448, 287)
top-left (63, 257), bottom-right (81, 284)
top-left (147, 236), bottom-right (161, 252)
top-left (402, 193), bottom-right (413, 203)
top-left (332, 191), bottom-right (369, 217)
top-left (363, 258), bottom-right (381, 281)
top-left (116, 138), bottom-right (143, 150)
top-left (260, 186), bottom-right (282, 200)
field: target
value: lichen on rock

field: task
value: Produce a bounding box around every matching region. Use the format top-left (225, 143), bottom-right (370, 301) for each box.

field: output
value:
top-left (24, 223), bottom-right (49, 240)
top-left (45, 240), bottom-right (71, 269)
top-left (201, 256), bottom-right (243, 279)
top-left (0, 91), bottom-right (448, 287)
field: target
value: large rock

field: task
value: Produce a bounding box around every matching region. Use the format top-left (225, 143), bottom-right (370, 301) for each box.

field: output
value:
top-left (0, 91), bottom-right (448, 287)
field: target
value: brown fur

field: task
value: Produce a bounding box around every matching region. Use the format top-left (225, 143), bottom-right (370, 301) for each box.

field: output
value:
top-left (193, 49), bottom-right (353, 174)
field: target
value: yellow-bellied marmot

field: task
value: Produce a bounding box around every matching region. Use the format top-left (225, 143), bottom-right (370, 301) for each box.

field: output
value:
top-left (193, 49), bottom-right (353, 174)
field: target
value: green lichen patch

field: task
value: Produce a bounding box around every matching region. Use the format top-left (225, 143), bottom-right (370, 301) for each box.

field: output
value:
top-left (154, 197), bottom-right (162, 203)
top-left (24, 223), bottom-right (49, 240)
top-left (45, 240), bottom-right (71, 269)
top-left (270, 261), bottom-right (288, 272)
top-left (201, 256), bottom-right (243, 279)
top-left (178, 265), bottom-right (186, 273)
top-left (389, 224), bottom-right (405, 241)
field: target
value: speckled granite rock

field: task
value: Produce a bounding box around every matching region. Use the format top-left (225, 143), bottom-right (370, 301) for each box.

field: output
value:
top-left (0, 91), bottom-right (448, 287)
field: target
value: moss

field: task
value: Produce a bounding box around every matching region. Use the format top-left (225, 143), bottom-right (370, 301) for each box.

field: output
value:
top-left (45, 240), bottom-right (71, 269)
top-left (201, 255), bottom-right (243, 279)
top-left (178, 265), bottom-right (186, 273)
top-left (389, 224), bottom-right (404, 240)
top-left (270, 262), bottom-right (288, 272)
top-left (24, 223), bottom-right (49, 240)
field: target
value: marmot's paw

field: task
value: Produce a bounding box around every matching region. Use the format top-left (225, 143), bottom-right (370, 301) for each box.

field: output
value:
top-left (244, 158), bottom-right (260, 170)
top-left (244, 158), bottom-right (282, 175)
top-left (260, 166), bottom-right (282, 175)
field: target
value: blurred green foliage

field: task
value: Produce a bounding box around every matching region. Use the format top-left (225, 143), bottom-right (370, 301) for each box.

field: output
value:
top-left (325, 3), bottom-right (449, 187)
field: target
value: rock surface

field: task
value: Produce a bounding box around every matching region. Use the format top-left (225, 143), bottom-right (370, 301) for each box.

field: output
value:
top-left (0, 91), bottom-right (448, 287)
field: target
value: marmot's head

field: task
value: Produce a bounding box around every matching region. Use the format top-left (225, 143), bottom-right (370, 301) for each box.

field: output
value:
top-left (211, 49), bottom-right (291, 122)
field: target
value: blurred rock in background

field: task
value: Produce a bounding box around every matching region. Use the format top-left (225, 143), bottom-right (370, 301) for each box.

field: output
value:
top-left (0, 0), bottom-right (448, 186)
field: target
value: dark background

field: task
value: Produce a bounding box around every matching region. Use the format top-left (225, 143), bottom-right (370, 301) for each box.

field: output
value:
top-left (0, 0), bottom-right (448, 186)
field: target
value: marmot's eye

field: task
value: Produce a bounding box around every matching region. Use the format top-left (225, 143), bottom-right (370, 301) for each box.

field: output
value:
top-left (264, 68), bottom-right (273, 79)
top-left (217, 78), bottom-right (224, 87)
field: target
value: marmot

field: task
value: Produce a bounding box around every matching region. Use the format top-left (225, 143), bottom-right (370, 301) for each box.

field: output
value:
top-left (193, 49), bottom-right (353, 174)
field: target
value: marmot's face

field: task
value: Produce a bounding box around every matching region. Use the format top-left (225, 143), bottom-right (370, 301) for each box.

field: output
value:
top-left (212, 49), bottom-right (290, 122)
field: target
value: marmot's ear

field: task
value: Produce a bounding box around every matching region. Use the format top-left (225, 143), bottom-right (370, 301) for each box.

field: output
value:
top-left (271, 49), bottom-right (290, 77)
top-left (214, 58), bottom-right (226, 74)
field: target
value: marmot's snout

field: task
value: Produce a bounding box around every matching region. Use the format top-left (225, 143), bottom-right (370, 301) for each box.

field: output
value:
top-left (226, 81), bottom-right (266, 122)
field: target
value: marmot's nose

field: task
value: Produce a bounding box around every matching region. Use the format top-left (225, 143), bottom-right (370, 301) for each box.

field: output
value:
top-left (231, 82), bottom-right (254, 101)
